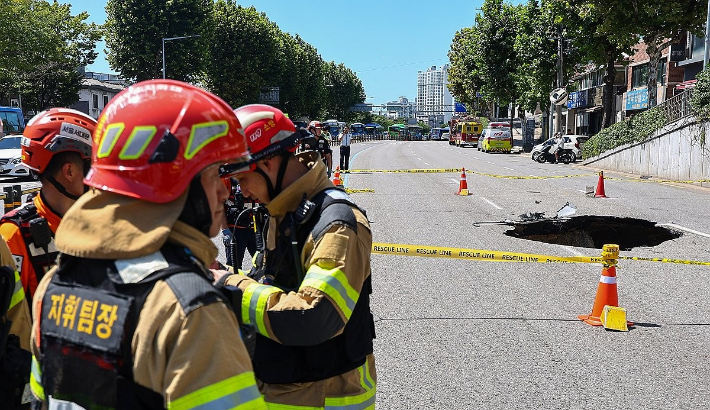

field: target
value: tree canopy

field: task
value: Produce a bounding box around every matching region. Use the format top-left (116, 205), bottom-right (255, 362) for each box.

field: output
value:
top-left (0, 0), bottom-right (101, 111)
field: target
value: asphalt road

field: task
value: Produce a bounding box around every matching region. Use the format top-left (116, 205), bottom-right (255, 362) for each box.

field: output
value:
top-left (7, 140), bottom-right (709, 409)
top-left (334, 140), bottom-right (710, 409)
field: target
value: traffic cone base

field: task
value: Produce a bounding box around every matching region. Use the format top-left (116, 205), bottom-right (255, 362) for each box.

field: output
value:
top-left (457, 167), bottom-right (469, 196)
top-left (594, 171), bottom-right (607, 198)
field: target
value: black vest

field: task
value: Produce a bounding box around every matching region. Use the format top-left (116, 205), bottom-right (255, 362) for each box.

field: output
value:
top-left (250, 189), bottom-right (375, 384)
top-left (0, 202), bottom-right (59, 285)
top-left (38, 244), bottom-right (226, 410)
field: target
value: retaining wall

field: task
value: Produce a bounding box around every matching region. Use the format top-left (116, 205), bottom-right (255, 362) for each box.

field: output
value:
top-left (583, 116), bottom-right (710, 185)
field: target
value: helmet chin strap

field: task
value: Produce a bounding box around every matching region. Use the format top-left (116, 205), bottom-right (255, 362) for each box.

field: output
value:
top-left (255, 153), bottom-right (290, 201)
top-left (44, 174), bottom-right (80, 201)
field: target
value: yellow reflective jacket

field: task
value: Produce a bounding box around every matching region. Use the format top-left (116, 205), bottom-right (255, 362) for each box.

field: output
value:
top-left (226, 152), bottom-right (376, 409)
top-left (30, 189), bottom-right (266, 410)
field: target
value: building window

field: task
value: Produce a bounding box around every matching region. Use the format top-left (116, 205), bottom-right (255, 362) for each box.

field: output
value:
top-left (103, 95), bottom-right (109, 108)
top-left (92, 94), bottom-right (99, 109)
top-left (631, 60), bottom-right (666, 89)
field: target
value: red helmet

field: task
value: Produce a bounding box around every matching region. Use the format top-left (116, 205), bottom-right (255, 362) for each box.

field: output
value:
top-left (308, 120), bottom-right (322, 131)
top-left (21, 108), bottom-right (96, 173)
top-left (85, 79), bottom-right (250, 203)
top-left (221, 104), bottom-right (306, 175)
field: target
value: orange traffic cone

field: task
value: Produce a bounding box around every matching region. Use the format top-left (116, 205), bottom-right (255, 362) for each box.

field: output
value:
top-left (578, 244), bottom-right (633, 327)
top-left (594, 171), bottom-right (607, 198)
top-left (457, 167), bottom-right (469, 196)
top-left (332, 167), bottom-right (343, 187)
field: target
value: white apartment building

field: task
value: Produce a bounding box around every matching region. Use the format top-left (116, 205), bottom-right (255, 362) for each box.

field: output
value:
top-left (416, 65), bottom-right (454, 126)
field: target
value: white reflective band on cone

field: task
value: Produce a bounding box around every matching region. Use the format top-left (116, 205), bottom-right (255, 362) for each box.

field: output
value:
top-left (599, 275), bottom-right (617, 284)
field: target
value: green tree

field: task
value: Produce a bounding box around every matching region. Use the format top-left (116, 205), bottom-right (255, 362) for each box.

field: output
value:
top-left (448, 27), bottom-right (483, 110)
top-left (0, 0), bottom-right (100, 111)
top-left (105, 0), bottom-right (211, 82)
top-left (513, 0), bottom-right (558, 115)
top-left (322, 61), bottom-right (365, 122)
top-left (205, 2), bottom-right (282, 108)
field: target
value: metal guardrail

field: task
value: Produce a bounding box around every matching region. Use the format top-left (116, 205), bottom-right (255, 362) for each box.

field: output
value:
top-left (657, 89), bottom-right (695, 124)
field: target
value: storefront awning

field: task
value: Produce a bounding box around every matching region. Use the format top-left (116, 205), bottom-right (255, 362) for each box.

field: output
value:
top-left (675, 79), bottom-right (697, 90)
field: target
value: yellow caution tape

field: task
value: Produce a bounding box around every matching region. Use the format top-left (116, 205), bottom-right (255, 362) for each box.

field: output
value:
top-left (345, 188), bottom-right (375, 193)
top-left (344, 168), bottom-right (462, 174)
top-left (619, 256), bottom-right (710, 266)
top-left (472, 172), bottom-right (596, 180)
top-left (372, 242), bottom-right (710, 266)
top-left (372, 243), bottom-right (602, 264)
top-left (605, 176), bottom-right (710, 184)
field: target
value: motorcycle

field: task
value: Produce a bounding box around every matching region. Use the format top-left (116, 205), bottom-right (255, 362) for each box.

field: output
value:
top-left (533, 144), bottom-right (574, 164)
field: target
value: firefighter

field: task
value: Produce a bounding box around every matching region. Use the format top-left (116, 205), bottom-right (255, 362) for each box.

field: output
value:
top-left (0, 237), bottom-right (31, 409)
top-left (217, 104), bottom-right (376, 409)
top-left (29, 80), bottom-right (266, 409)
top-left (0, 108), bottom-right (96, 303)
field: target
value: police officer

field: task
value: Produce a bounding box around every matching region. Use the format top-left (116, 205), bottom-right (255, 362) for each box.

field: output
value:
top-left (0, 108), bottom-right (96, 303)
top-left (29, 80), bottom-right (266, 409)
top-left (218, 104), bottom-right (376, 408)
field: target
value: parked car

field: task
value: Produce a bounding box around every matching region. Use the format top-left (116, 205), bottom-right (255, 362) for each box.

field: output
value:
top-left (0, 135), bottom-right (36, 179)
top-left (531, 135), bottom-right (589, 162)
top-left (441, 132), bottom-right (450, 141)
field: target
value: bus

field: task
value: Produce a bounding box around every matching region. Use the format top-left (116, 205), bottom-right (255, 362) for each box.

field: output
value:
top-left (350, 123), bottom-right (366, 141)
top-left (388, 124), bottom-right (406, 140)
top-left (407, 124), bottom-right (423, 141)
top-left (452, 121), bottom-right (482, 147)
top-left (322, 119), bottom-right (342, 139)
top-left (364, 123), bottom-right (384, 140)
top-left (0, 106), bottom-right (25, 135)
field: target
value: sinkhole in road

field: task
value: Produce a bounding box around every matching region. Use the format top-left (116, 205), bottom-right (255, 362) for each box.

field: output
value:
top-left (504, 216), bottom-right (681, 251)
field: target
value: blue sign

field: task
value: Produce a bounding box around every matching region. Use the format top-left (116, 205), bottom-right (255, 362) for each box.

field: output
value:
top-left (625, 89), bottom-right (648, 110)
top-left (455, 102), bottom-right (467, 112)
top-left (567, 90), bottom-right (588, 109)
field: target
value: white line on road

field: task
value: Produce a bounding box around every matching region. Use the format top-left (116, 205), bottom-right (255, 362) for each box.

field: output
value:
top-left (480, 197), bottom-right (503, 209)
top-left (660, 223), bottom-right (710, 238)
top-left (503, 167), bottom-right (514, 171)
top-left (449, 178), bottom-right (459, 184)
top-left (424, 162), bottom-right (430, 166)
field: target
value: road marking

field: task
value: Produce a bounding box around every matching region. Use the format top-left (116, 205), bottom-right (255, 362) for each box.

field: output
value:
top-left (424, 162), bottom-right (430, 166)
top-left (660, 223), bottom-right (710, 238)
top-left (449, 178), bottom-right (459, 184)
top-left (503, 167), bottom-right (514, 171)
top-left (480, 197), bottom-right (503, 209)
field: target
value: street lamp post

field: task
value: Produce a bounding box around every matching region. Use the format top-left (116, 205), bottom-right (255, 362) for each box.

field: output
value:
top-left (162, 35), bottom-right (201, 79)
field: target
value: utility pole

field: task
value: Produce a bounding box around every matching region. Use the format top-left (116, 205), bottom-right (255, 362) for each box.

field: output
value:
top-left (705, 0), bottom-right (710, 67)
top-left (555, 28), bottom-right (564, 136)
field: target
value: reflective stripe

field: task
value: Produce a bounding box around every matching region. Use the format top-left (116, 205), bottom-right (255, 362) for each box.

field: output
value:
top-left (300, 266), bottom-right (358, 319)
top-left (600, 275), bottom-right (617, 284)
top-left (97, 123), bottom-right (125, 158)
top-left (242, 283), bottom-right (280, 336)
top-left (9, 270), bottom-right (24, 310)
top-left (184, 121), bottom-right (229, 160)
top-left (168, 372), bottom-right (265, 410)
top-left (119, 125), bottom-right (157, 159)
top-left (357, 362), bottom-right (373, 391)
top-left (30, 355), bottom-right (45, 401)
top-left (324, 386), bottom-right (376, 410)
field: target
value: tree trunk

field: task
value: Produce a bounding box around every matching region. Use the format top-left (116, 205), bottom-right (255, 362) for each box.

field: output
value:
top-left (601, 52), bottom-right (616, 129)
top-left (646, 39), bottom-right (659, 108)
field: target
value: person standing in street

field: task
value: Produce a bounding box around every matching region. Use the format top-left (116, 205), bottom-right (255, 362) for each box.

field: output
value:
top-left (217, 104), bottom-right (376, 409)
top-left (29, 79), bottom-right (266, 410)
top-left (340, 125), bottom-right (352, 171)
top-left (553, 131), bottom-right (565, 164)
top-left (0, 108), bottom-right (96, 303)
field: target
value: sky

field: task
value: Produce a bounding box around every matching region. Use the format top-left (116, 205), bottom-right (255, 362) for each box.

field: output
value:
top-left (70, 0), bottom-right (490, 106)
